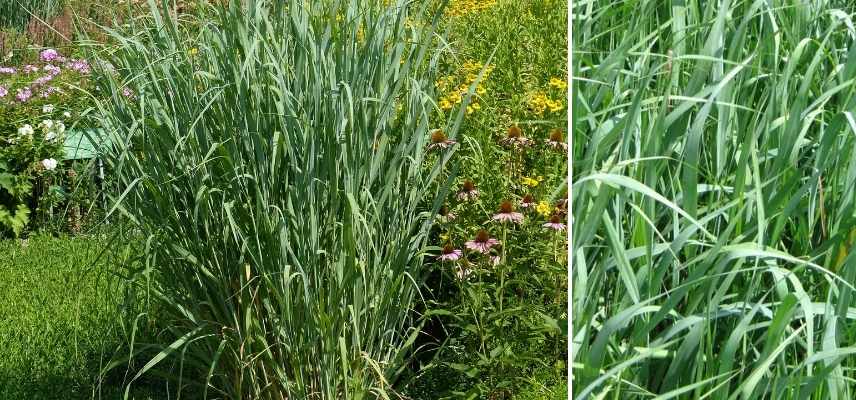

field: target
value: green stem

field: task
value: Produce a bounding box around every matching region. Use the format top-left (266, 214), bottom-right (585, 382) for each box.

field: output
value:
top-left (499, 223), bottom-right (507, 313)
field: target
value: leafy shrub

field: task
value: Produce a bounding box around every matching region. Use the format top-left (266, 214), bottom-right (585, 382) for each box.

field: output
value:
top-left (91, 0), bottom-right (476, 398)
top-left (0, 47), bottom-right (98, 237)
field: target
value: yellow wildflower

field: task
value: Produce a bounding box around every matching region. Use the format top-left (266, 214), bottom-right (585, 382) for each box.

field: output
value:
top-left (535, 201), bottom-right (551, 217)
top-left (549, 77), bottom-right (568, 90)
top-left (522, 176), bottom-right (540, 187)
top-left (547, 99), bottom-right (564, 113)
top-left (528, 92), bottom-right (549, 116)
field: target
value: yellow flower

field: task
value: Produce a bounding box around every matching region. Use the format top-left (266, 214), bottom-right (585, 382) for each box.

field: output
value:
top-left (549, 77), bottom-right (568, 90)
top-left (536, 201), bottom-right (551, 217)
top-left (547, 99), bottom-right (564, 113)
top-left (188, 47), bottom-right (198, 56)
top-left (522, 176), bottom-right (540, 187)
top-left (536, 175), bottom-right (544, 182)
top-left (439, 99), bottom-right (453, 110)
top-left (528, 92), bottom-right (550, 116)
top-left (440, 233), bottom-right (449, 242)
top-left (476, 85), bottom-right (486, 95)
top-left (471, 102), bottom-right (481, 111)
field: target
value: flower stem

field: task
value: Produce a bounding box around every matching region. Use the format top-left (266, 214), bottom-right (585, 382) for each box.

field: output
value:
top-left (499, 223), bottom-right (507, 312)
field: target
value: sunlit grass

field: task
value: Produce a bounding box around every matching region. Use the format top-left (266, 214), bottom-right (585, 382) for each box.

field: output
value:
top-left (573, 0), bottom-right (856, 398)
top-left (87, 0), bottom-right (479, 397)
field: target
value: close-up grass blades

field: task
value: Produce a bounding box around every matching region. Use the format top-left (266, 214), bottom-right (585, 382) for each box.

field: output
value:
top-left (572, 0), bottom-right (856, 398)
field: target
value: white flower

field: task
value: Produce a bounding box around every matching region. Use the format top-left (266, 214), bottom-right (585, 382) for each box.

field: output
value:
top-left (45, 131), bottom-right (57, 142)
top-left (40, 119), bottom-right (54, 132)
top-left (54, 121), bottom-right (65, 134)
top-left (63, 111), bottom-right (71, 118)
top-left (18, 124), bottom-right (34, 136)
top-left (41, 158), bottom-right (58, 171)
top-left (42, 104), bottom-right (54, 113)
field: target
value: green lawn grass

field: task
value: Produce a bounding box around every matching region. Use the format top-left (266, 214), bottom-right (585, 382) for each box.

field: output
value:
top-left (0, 235), bottom-right (163, 399)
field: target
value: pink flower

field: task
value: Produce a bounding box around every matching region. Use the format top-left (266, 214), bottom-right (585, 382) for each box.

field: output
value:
top-left (43, 64), bottom-right (61, 76)
top-left (520, 194), bottom-right (535, 208)
top-left (0, 67), bottom-right (16, 74)
top-left (33, 74), bottom-right (54, 86)
top-left (122, 87), bottom-right (135, 98)
top-left (456, 179), bottom-right (479, 201)
top-left (542, 215), bottom-right (566, 231)
top-left (16, 87), bottom-right (32, 102)
top-left (490, 255), bottom-right (501, 266)
top-left (40, 49), bottom-right (60, 62)
top-left (40, 86), bottom-right (59, 98)
top-left (465, 230), bottom-right (499, 254)
top-left (492, 200), bottom-right (524, 224)
top-left (437, 244), bottom-right (463, 262)
top-left (426, 129), bottom-right (457, 151)
top-left (23, 65), bottom-right (39, 73)
top-left (69, 59), bottom-right (90, 74)
top-left (0, 85), bottom-right (7, 98)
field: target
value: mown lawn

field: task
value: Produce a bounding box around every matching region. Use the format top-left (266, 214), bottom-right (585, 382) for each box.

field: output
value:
top-left (0, 235), bottom-right (163, 399)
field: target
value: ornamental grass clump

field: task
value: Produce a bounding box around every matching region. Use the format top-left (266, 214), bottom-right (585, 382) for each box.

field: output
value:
top-left (90, 0), bottom-right (481, 397)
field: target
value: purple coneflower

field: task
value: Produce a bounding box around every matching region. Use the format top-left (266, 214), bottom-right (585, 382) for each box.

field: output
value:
top-left (426, 129), bottom-right (457, 151)
top-left (492, 200), bottom-right (524, 224)
top-left (40, 49), bottom-right (60, 62)
top-left (437, 244), bottom-right (463, 262)
top-left (542, 214), bottom-right (566, 231)
top-left (23, 65), bottom-right (39, 73)
top-left (545, 128), bottom-right (568, 151)
top-left (456, 179), bottom-right (479, 201)
top-left (520, 194), bottom-right (535, 209)
top-left (499, 125), bottom-right (532, 148)
top-left (465, 230), bottom-right (499, 254)
top-left (16, 87), bottom-right (32, 102)
top-left (0, 67), bottom-right (16, 74)
top-left (123, 87), bottom-right (135, 98)
top-left (438, 205), bottom-right (457, 222)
